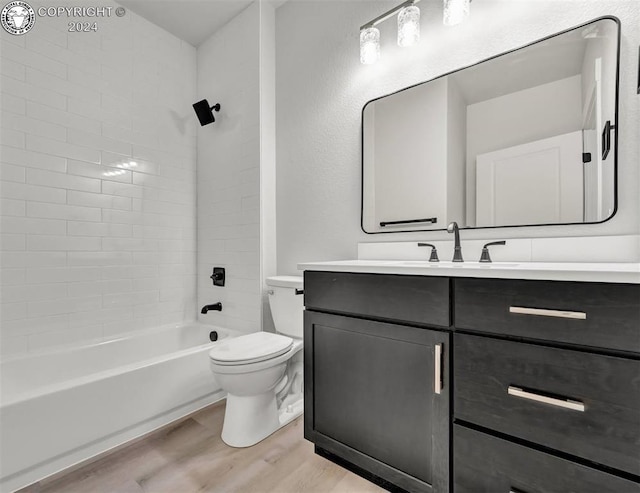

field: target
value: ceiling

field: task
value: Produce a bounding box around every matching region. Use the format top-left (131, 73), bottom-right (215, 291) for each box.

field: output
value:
top-left (117, 0), bottom-right (254, 47)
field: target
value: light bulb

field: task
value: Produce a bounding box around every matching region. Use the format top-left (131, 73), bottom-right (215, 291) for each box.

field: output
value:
top-left (360, 27), bottom-right (380, 65)
top-left (398, 5), bottom-right (420, 47)
top-left (443, 0), bottom-right (469, 26)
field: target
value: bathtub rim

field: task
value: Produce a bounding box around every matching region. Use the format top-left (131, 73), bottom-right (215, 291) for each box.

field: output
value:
top-left (1, 322), bottom-right (238, 408)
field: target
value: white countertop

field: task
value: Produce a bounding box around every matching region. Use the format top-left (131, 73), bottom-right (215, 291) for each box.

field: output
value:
top-left (297, 260), bottom-right (640, 284)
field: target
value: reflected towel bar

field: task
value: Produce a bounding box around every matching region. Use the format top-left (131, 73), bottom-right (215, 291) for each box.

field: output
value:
top-left (380, 217), bottom-right (437, 227)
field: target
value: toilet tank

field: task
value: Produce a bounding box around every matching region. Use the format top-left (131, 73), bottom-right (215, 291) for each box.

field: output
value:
top-left (266, 276), bottom-right (304, 338)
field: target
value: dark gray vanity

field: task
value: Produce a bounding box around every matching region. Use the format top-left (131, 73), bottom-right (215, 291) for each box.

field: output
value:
top-left (302, 268), bottom-right (640, 493)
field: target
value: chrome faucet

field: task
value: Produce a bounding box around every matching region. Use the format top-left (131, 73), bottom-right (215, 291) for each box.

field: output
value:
top-left (201, 302), bottom-right (222, 314)
top-left (447, 222), bottom-right (463, 262)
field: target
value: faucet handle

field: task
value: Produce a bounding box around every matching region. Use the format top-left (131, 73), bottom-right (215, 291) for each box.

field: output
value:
top-left (479, 241), bottom-right (506, 263)
top-left (418, 243), bottom-right (439, 262)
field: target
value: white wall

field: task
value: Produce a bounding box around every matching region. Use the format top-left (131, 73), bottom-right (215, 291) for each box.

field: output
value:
top-left (196, 3), bottom-right (262, 334)
top-left (275, 0), bottom-right (640, 274)
top-left (446, 78), bottom-right (466, 225)
top-left (0, 1), bottom-right (197, 356)
top-left (465, 75), bottom-right (583, 225)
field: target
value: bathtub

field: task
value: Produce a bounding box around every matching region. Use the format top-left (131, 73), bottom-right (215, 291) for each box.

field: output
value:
top-left (0, 322), bottom-right (238, 493)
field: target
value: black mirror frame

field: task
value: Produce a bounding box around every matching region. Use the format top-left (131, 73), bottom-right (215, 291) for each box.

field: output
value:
top-left (361, 16), bottom-right (621, 235)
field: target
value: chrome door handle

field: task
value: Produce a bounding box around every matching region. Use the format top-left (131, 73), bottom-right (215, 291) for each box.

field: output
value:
top-left (508, 386), bottom-right (585, 412)
top-left (434, 343), bottom-right (442, 395)
top-left (510, 306), bottom-right (586, 320)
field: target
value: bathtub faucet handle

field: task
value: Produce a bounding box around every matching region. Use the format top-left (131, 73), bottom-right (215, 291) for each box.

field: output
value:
top-left (201, 302), bottom-right (222, 314)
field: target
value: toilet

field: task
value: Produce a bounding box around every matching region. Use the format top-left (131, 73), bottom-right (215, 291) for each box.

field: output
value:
top-left (209, 276), bottom-right (304, 447)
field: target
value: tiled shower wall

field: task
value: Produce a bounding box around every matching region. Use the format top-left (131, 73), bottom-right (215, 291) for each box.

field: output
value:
top-left (196, 3), bottom-right (262, 334)
top-left (0, 1), bottom-right (198, 356)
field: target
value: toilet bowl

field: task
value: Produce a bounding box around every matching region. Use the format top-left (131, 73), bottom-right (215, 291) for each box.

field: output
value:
top-left (209, 276), bottom-right (304, 447)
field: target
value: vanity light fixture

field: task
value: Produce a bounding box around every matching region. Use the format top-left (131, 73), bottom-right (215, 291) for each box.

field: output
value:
top-left (360, 0), bottom-right (471, 64)
top-left (360, 0), bottom-right (421, 64)
top-left (443, 0), bottom-right (470, 26)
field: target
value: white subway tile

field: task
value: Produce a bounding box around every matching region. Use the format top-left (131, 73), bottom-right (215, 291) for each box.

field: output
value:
top-left (27, 135), bottom-right (101, 163)
top-left (0, 145), bottom-right (67, 172)
top-left (27, 295), bottom-right (102, 318)
top-left (2, 283), bottom-right (67, 303)
top-left (1, 302), bottom-right (26, 321)
top-left (67, 251), bottom-right (131, 266)
top-left (0, 164), bottom-right (26, 183)
top-left (67, 190), bottom-right (131, 210)
top-left (27, 202), bottom-right (101, 222)
top-left (0, 126), bottom-right (25, 148)
top-left (27, 235), bottom-right (101, 251)
top-left (2, 314), bottom-right (69, 337)
top-left (2, 112), bottom-right (66, 142)
top-left (26, 66), bottom-right (100, 104)
top-left (102, 209), bottom-right (143, 224)
top-left (26, 168), bottom-right (100, 193)
top-left (1, 251), bottom-right (66, 267)
top-left (0, 57), bottom-right (26, 81)
top-left (0, 181), bottom-right (67, 204)
top-left (1, 233), bottom-right (25, 251)
top-left (1, 198), bottom-right (26, 216)
top-left (26, 101), bottom-right (101, 136)
top-left (103, 290), bottom-right (158, 308)
top-left (1, 75), bottom-right (66, 109)
top-left (25, 266), bottom-right (101, 284)
top-left (67, 221), bottom-right (132, 237)
top-left (0, 335), bottom-right (28, 356)
top-left (2, 41), bottom-right (67, 79)
top-left (26, 35), bottom-right (99, 76)
top-left (1, 93), bottom-right (26, 115)
top-left (1, 217), bottom-right (66, 235)
top-left (101, 181), bottom-right (143, 198)
top-left (0, 268), bottom-right (25, 285)
top-left (67, 159), bottom-right (131, 183)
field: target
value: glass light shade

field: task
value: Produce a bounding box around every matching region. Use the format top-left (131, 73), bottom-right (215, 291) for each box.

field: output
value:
top-left (398, 5), bottom-right (420, 47)
top-left (360, 27), bottom-right (380, 65)
top-left (443, 0), bottom-right (470, 26)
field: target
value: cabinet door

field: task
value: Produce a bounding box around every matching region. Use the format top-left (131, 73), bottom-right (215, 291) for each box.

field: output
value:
top-left (304, 311), bottom-right (449, 493)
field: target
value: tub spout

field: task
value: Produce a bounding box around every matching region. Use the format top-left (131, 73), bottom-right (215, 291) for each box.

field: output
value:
top-left (201, 302), bottom-right (222, 314)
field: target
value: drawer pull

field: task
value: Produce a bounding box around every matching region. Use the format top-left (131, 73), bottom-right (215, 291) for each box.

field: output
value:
top-left (434, 343), bottom-right (442, 395)
top-left (509, 306), bottom-right (586, 320)
top-left (510, 489), bottom-right (528, 493)
top-left (508, 386), bottom-right (585, 412)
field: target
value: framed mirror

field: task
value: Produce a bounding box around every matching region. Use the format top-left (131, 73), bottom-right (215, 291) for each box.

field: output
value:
top-left (362, 17), bottom-right (620, 233)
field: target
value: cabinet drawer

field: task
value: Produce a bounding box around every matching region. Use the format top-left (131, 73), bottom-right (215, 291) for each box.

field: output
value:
top-left (454, 425), bottom-right (640, 493)
top-left (454, 278), bottom-right (640, 353)
top-left (454, 333), bottom-right (640, 475)
top-left (304, 271), bottom-right (450, 327)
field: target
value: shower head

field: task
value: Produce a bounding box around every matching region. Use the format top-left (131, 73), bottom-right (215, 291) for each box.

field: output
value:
top-left (193, 99), bottom-right (221, 126)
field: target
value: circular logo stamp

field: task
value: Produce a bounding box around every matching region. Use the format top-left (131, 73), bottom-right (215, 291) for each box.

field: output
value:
top-left (1, 1), bottom-right (35, 35)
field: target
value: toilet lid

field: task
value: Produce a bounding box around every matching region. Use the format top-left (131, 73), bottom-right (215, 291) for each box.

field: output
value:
top-left (209, 332), bottom-right (293, 365)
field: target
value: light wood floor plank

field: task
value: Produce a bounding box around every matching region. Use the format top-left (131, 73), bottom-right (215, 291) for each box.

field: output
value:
top-left (22, 400), bottom-right (385, 493)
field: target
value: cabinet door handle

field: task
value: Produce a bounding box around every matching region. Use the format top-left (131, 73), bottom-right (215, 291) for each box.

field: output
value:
top-left (508, 386), bottom-right (585, 412)
top-left (434, 343), bottom-right (442, 395)
top-left (509, 306), bottom-right (586, 320)
top-left (510, 488), bottom-right (528, 493)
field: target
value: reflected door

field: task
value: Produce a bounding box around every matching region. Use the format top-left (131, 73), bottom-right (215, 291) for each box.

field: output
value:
top-left (475, 131), bottom-right (583, 227)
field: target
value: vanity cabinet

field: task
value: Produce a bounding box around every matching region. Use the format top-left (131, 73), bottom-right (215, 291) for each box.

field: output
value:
top-left (304, 271), bottom-right (451, 493)
top-left (303, 269), bottom-right (640, 493)
top-left (453, 278), bottom-right (640, 492)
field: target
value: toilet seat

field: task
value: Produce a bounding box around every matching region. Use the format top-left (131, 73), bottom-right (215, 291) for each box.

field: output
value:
top-left (209, 332), bottom-right (293, 366)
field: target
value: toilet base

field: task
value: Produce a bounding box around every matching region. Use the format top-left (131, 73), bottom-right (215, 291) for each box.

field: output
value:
top-left (221, 392), bottom-right (303, 448)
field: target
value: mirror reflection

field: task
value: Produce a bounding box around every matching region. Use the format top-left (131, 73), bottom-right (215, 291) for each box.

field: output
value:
top-left (362, 17), bottom-right (619, 233)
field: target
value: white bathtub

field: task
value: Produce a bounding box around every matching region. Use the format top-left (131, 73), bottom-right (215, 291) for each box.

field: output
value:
top-left (0, 322), bottom-right (238, 493)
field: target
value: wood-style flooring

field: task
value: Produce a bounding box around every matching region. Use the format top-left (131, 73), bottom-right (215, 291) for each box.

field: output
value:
top-left (20, 400), bottom-right (385, 493)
